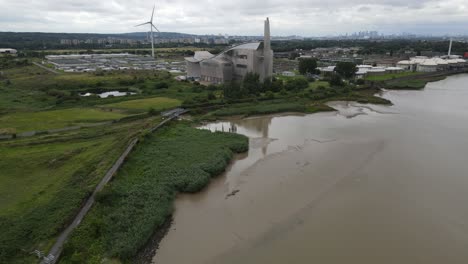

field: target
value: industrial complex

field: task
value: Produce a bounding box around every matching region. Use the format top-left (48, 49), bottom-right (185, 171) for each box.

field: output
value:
top-left (185, 18), bottom-right (274, 84)
top-left (44, 53), bottom-right (185, 73)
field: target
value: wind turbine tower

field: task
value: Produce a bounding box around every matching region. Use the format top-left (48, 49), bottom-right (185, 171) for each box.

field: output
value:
top-left (448, 38), bottom-right (453, 56)
top-left (135, 5), bottom-right (160, 58)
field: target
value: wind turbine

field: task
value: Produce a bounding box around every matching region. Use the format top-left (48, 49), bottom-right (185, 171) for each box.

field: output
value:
top-left (135, 5), bottom-right (160, 58)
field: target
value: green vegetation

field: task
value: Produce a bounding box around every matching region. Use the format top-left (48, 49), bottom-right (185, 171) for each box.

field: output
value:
top-left (271, 39), bottom-right (468, 55)
top-left (0, 117), bottom-right (159, 263)
top-left (298, 58), bottom-right (318, 75)
top-left (101, 97), bottom-right (181, 113)
top-left (60, 123), bottom-right (248, 263)
top-left (308, 81), bottom-right (330, 90)
top-left (384, 77), bottom-right (446, 89)
top-left (202, 86), bottom-right (389, 119)
top-left (0, 64), bottom-right (204, 114)
top-left (334, 62), bottom-right (358, 79)
top-left (0, 108), bottom-right (127, 133)
top-left (365, 71), bottom-right (422, 81)
top-left (209, 100), bottom-right (307, 117)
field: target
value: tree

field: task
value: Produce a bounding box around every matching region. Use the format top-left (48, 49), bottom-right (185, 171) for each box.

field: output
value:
top-left (270, 78), bottom-right (284, 92)
top-left (223, 81), bottom-right (244, 99)
top-left (298, 58), bottom-right (318, 75)
top-left (334, 62), bottom-right (357, 79)
top-left (242, 72), bottom-right (261, 95)
top-left (289, 52), bottom-right (300, 60)
top-left (285, 77), bottom-right (309, 91)
top-left (261, 78), bottom-right (272, 93)
top-left (329, 74), bottom-right (344, 86)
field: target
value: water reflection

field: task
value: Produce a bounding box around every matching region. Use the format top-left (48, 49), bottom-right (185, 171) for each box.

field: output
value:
top-left (199, 115), bottom-right (277, 155)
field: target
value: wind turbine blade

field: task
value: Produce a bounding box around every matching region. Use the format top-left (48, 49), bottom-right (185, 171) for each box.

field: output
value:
top-left (151, 24), bottom-right (160, 32)
top-left (135, 22), bottom-right (150, 27)
top-left (151, 5), bottom-right (155, 22)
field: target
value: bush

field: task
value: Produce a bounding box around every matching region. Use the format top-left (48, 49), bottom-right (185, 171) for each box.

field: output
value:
top-left (191, 86), bottom-right (203, 93)
top-left (148, 107), bottom-right (158, 116)
top-left (317, 85), bottom-right (327, 91)
top-left (154, 82), bottom-right (169, 89)
top-left (207, 92), bottom-right (216, 100)
top-left (265, 91), bottom-right (275, 99)
top-left (329, 74), bottom-right (344, 86)
top-left (207, 85), bottom-right (218, 91)
top-left (285, 77), bottom-right (309, 91)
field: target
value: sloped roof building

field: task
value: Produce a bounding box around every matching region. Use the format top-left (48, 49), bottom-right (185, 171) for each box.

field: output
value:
top-left (185, 18), bottom-right (273, 84)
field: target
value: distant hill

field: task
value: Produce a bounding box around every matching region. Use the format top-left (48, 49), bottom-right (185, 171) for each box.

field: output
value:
top-left (122, 32), bottom-right (195, 39)
top-left (0, 31), bottom-right (198, 50)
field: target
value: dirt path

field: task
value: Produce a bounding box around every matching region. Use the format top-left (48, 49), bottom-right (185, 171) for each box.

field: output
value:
top-left (33, 62), bottom-right (59, 74)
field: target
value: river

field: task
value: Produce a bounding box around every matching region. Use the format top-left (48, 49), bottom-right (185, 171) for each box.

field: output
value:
top-left (153, 74), bottom-right (468, 264)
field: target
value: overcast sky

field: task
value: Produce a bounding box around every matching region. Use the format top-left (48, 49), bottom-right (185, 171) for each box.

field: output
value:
top-left (0, 0), bottom-right (467, 36)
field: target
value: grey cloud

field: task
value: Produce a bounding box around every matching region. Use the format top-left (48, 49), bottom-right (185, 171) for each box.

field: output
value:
top-left (0, 0), bottom-right (466, 35)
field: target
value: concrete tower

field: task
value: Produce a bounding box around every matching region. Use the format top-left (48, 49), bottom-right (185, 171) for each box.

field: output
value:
top-left (263, 17), bottom-right (273, 81)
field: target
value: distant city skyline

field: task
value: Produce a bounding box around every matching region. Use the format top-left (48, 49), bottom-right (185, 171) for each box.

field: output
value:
top-left (0, 0), bottom-right (467, 36)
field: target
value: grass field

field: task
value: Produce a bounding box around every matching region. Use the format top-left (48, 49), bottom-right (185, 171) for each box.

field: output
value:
top-left (0, 64), bottom-right (200, 114)
top-left (0, 108), bottom-right (127, 133)
top-left (0, 116), bottom-right (161, 263)
top-left (308, 80), bottom-right (330, 90)
top-left (60, 123), bottom-right (248, 263)
top-left (101, 97), bottom-right (181, 112)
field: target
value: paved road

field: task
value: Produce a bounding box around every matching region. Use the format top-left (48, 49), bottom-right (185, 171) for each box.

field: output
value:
top-left (41, 111), bottom-right (187, 264)
top-left (33, 62), bottom-right (59, 74)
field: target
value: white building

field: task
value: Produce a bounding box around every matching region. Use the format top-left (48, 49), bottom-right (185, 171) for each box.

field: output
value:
top-left (0, 48), bottom-right (18, 55)
top-left (397, 55), bottom-right (466, 73)
top-left (281, 71), bottom-right (295, 77)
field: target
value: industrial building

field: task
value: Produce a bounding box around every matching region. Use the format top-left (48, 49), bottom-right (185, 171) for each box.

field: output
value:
top-left (45, 53), bottom-right (185, 73)
top-left (318, 64), bottom-right (404, 79)
top-left (185, 18), bottom-right (274, 84)
top-left (0, 48), bottom-right (17, 56)
top-left (397, 56), bottom-right (466, 72)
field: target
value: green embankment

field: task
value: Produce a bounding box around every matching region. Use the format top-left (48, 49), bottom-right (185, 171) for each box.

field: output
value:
top-left (383, 76), bottom-right (447, 90)
top-left (0, 108), bottom-right (127, 133)
top-left (0, 117), bottom-right (159, 263)
top-left (203, 88), bottom-right (390, 119)
top-left (60, 123), bottom-right (248, 263)
top-left (365, 72), bottom-right (422, 81)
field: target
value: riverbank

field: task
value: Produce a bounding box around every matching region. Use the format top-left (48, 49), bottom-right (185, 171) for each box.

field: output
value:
top-left (378, 70), bottom-right (468, 90)
top-left (197, 87), bottom-right (391, 121)
top-left (59, 123), bottom-right (248, 263)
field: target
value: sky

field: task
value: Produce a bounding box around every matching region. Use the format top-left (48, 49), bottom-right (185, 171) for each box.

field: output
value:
top-left (0, 0), bottom-right (467, 36)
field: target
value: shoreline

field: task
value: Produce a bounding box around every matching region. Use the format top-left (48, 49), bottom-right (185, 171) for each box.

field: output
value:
top-left (135, 151), bottom-right (249, 264)
top-left (133, 92), bottom-right (393, 264)
top-left (134, 217), bottom-right (173, 264)
top-left (132, 73), bottom-right (461, 263)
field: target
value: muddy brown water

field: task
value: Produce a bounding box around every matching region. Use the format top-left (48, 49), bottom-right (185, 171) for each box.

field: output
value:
top-left (153, 74), bottom-right (468, 264)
